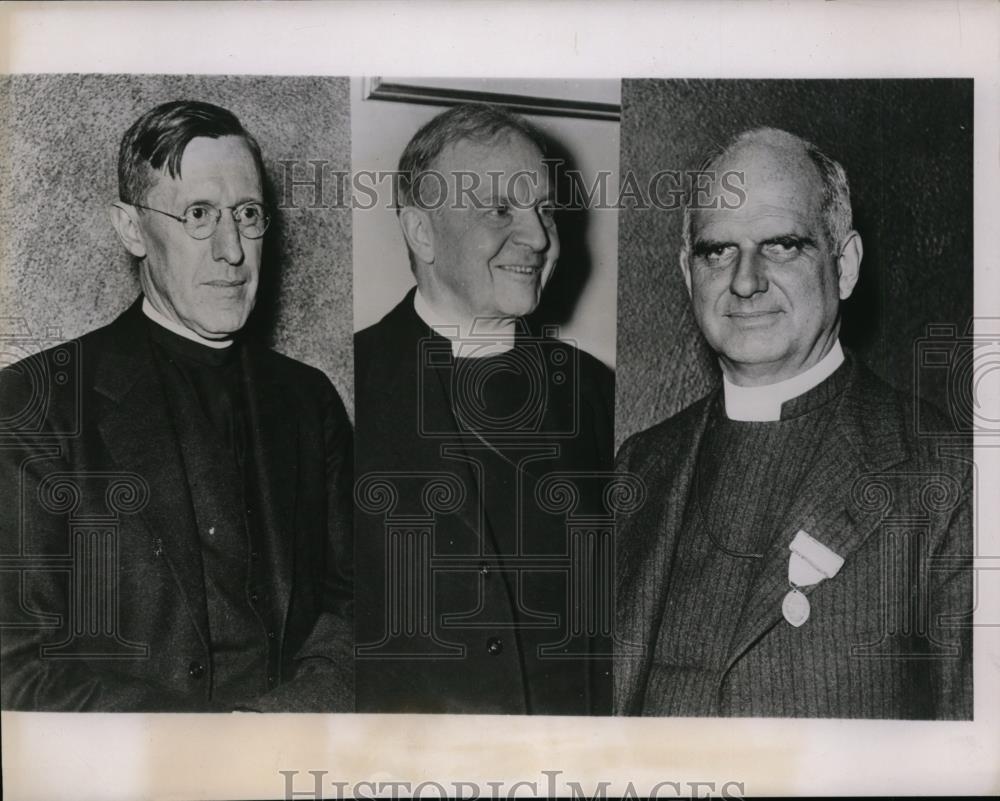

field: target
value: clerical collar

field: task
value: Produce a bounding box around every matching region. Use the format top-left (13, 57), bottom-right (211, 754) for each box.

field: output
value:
top-left (722, 341), bottom-right (845, 422)
top-left (142, 297), bottom-right (233, 350)
top-left (413, 289), bottom-right (515, 359)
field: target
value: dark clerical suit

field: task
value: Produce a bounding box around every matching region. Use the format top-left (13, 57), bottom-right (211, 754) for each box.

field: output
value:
top-left (0, 299), bottom-right (353, 711)
top-left (355, 289), bottom-right (614, 714)
top-left (614, 355), bottom-right (972, 719)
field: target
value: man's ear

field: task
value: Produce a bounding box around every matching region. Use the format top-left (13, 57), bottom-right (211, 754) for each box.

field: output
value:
top-left (398, 206), bottom-right (435, 266)
top-left (109, 202), bottom-right (147, 259)
top-left (679, 247), bottom-right (693, 297)
top-left (836, 230), bottom-right (863, 300)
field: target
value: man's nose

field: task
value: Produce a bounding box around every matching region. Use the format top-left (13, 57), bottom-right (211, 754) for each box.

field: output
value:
top-left (512, 207), bottom-right (550, 252)
top-left (211, 211), bottom-right (245, 266)
top-left (729, 248), bottom-right (768, 298)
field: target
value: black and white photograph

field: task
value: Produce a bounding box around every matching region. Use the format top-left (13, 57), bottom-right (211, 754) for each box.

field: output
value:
top-left (1, 2), bottom-right (998, 800)
top-left (0, 74), bottom-right (355, 713)
top-left (613, 78), bottom-right (974, 720)
top-left (351, 77), bottom-right (620, 715)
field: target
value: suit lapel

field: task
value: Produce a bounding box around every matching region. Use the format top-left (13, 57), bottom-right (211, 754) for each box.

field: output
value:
top-left (370, 292), bottom-right (491, 550)
top-left (94, 302), bottom-right (210, 649)
top-left (615, 398), bottom-right (713, 715)
top-left (722, 365), bottom-right (911, 675)
top-left (241, 344), bottom-right (298, 619)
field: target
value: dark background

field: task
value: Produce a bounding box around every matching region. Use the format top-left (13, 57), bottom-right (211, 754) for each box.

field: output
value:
top-left (0, 74), bottom-right (354, 414)
top-left (615, 79), bottom-right (973, 448)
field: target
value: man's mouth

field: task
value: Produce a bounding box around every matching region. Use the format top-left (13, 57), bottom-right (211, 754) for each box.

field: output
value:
top-left (204, 279), bottom-right (246, 288)
top-left (725, 310), bottom-right (782, 324)
top-left (494, 264), bottom-right (541, 276)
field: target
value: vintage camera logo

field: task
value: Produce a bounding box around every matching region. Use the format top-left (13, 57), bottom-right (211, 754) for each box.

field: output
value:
top-left (417, 320), bottom-right (580, 439)
top-left (0, 319), bottom-right (82, 440)
top-left (914, 319), bottom-right (1000, 437)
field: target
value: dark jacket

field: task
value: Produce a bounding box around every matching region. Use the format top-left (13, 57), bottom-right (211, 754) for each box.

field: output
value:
top-left (614, 356), bottom-right (973, 719)
top-left (354, 289), bottom-right (614, 714)
top-left (0, 299), bottom-right (354, 711)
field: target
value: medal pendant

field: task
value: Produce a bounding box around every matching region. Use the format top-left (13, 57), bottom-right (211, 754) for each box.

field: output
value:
top-left (782, 588), bottom-right (810, 627)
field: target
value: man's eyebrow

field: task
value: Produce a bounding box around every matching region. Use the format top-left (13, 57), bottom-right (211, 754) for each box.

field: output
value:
top-left (691, 238), bottom-right (735, 255)
top-left (182, 196), bottom-right (263, 208)
top-left (760, 234), bottom-right (818, 248)
top-left (479, 188), bottom-right (556, 206)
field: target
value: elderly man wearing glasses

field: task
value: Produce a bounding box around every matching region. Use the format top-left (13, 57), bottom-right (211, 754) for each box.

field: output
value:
top-left (0, 100), bottom-right (353, 712)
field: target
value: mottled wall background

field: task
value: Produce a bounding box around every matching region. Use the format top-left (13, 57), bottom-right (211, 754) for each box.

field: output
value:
top-left (615, 79), bottom-right (973, 448)
top-left (0, 74), bottom-right (354, 414)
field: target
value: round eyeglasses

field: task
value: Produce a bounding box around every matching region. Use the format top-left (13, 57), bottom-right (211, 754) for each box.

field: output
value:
top-left (133, 201), bottom-right (270, 240)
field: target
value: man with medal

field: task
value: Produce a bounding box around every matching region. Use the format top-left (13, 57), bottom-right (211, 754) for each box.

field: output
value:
top-left (613, 127), bottom-right (972, 719)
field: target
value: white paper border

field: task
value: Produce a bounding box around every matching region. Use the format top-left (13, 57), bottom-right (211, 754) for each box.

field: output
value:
top-left (2, 1), bottom-right (998, 798)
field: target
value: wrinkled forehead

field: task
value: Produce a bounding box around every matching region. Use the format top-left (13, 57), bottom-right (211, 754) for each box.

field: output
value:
top-left (147, 135), bottom-right (263, 198)
top-left (432, 132), bottom-right (548, 185)
top-left (692, 141), bottom-right (825, 235)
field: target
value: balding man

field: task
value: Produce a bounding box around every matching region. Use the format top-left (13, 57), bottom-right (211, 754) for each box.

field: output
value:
top-left (614, 127), bottom-right (972, 719)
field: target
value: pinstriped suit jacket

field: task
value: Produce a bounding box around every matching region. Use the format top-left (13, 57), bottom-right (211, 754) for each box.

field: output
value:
top-left (613, 357), bottom-right (973, 719)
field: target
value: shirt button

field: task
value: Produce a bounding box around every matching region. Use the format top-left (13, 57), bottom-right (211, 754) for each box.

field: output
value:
top-left (249, 592), bottom-right (259, 604)
top-left (486, 637), bottom-right (503, 655)
top-left (267, 630), bottom-right (275, 639)
top-left (267, 674), bottom-right (276, 686)
top-left (188, 661), bottom-right (205, 679)
top-left (208, 526), bottom-right (216, 536)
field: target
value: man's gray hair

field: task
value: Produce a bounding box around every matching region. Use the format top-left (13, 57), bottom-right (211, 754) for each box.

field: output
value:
top-left (396, 102), bottom-right (547, 211)
top-left (681, 127), bottom-right (853, 257)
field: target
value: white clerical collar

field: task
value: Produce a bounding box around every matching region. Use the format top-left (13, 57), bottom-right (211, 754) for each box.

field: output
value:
top-left (141, 297), bottom-right (233, 350)
top-left (413, 289), bottom-right (515, 359)
top-left (722, 341), bottom-right (845, 422)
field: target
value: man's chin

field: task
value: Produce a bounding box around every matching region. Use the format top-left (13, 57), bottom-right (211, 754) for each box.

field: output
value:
top-left (189, 314), bottom-right (248, 340)
top-left (492, 289), bottom-right (541, 319)
top-left (716, 340), bottom-right (790, 372)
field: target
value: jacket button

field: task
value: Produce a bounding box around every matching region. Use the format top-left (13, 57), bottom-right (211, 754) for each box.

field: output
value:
top-left (486, 637), bottom-right (503, 655)
top-left (249, 591), bottom-right (259, 604)
top-left (188, 661), bottom-right (205, 679)
top-left (478, 562), bottom-right (490, 576)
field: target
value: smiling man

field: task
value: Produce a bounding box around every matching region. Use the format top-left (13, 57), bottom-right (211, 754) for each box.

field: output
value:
top-left (0, 100), bottom-right (353, 712)
top-left (613, 127), bottom-right (972, 719)
top-left (354, 104), bottom-right (614, 714)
